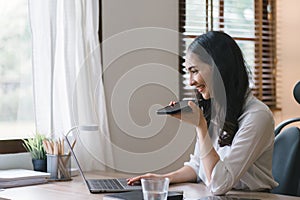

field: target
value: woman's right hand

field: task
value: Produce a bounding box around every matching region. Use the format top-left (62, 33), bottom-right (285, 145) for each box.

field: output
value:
top-left (127, 173), bottom-right (167, 185)
top-left (170, 100), bottom-right (206, 128)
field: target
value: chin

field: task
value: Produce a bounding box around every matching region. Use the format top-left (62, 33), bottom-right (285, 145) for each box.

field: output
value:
top-left (202, 93), bottom-right (210, 100)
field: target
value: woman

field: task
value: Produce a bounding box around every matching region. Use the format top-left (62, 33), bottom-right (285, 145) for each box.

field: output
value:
top-left (127, 31), bottom-right (278, 195)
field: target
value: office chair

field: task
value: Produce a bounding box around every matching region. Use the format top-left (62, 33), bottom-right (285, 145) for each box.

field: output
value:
top-left (271, 81), bottom-right (300, 196)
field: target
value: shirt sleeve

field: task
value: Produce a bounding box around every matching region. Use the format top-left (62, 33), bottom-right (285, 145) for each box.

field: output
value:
top-left (184, 138), bottom-right (202, 183)
top-left (208, 110), bottom-right (274, 195)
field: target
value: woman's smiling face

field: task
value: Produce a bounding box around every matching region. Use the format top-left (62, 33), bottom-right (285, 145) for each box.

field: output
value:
top-left (184, 51), bottom-right (212, 100)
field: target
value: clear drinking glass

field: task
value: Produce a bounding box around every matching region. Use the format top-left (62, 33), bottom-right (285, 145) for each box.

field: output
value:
top-left (141, 177), bottom-right (169, 200)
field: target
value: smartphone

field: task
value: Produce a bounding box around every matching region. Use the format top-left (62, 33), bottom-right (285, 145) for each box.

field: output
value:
top-left (156, 100), bottom-right (197, 115)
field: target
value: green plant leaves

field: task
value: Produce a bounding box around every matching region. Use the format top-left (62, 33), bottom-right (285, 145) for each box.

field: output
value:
top-left (22, 132), bottom-right (47, 160)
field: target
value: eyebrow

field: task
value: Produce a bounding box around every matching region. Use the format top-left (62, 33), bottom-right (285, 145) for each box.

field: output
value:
top-left (186, 66), bottom-right (196, 71)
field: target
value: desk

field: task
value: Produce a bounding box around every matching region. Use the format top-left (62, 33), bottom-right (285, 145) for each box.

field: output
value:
top-left (0, 171), bottom-right (299, 200)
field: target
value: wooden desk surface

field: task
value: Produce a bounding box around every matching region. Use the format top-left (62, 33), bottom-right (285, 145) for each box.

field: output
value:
top-left (0, 171), bottom-right (299, 200)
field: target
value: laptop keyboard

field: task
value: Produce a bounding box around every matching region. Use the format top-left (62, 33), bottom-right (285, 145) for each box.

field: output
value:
top-left (88, 179), bottom-right (124, 190)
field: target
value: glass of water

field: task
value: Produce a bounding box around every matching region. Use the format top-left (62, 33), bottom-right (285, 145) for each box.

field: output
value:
top-left (141, 177), bottom-right (170, 200)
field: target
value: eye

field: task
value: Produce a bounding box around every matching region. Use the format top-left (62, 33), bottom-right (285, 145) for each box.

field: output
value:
top-left (190, 69), bottom-right (199, 74)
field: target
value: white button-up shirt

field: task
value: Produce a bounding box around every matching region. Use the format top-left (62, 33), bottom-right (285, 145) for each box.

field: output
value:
top-left (184, 93), bottom-right (278, 195)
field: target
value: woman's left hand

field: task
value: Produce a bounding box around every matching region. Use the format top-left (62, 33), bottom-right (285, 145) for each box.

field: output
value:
top-left (127, 173), bottom-right (166, 186)
top-left (170, 100), bottom-right (206, 128)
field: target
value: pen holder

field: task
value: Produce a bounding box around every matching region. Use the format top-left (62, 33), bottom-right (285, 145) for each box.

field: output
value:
top-left (47, 154), bottom-right (71, 181)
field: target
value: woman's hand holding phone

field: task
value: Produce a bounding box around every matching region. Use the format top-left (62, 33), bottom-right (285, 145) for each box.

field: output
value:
top-left (157, 100), bottom-right (206, 128)
top-left (170, 100), bottom-right (206, 128)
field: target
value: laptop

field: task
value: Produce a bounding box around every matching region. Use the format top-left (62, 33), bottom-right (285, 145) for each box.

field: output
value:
top-left (64, 136), bottom-right (142, 193)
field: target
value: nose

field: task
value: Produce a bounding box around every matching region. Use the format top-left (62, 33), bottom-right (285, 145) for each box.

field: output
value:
top-left (189, 74), bottom-right (196, 86)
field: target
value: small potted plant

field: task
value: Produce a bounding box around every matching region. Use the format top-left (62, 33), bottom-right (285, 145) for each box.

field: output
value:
top-left (22, 132), bottom-right (47, 172)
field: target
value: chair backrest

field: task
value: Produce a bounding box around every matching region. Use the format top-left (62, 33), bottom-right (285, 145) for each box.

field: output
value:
top-left (271, 126), bottom-right (300, 196)
top-left (293, 81), bottom-right (300, 104)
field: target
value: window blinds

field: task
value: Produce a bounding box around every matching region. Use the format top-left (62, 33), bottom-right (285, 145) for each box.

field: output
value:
top-left (179, 0), bottom-right (277, 108)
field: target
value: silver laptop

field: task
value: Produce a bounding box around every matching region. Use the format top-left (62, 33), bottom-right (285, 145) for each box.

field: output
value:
top-left (65, 136), bottom-right (141, 193)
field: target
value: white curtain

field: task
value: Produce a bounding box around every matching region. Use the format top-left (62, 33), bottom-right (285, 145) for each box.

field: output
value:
top-left (28, 0), bottom-right (114, 171)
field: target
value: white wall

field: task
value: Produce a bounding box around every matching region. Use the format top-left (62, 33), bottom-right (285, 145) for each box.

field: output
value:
top-left (102, 0), bottom-right (196, 174)
top-left (273, 0), bottom-right (300, 127)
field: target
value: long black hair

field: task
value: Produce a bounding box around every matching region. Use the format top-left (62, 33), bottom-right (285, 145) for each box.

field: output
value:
top-left (188, 31), bottom-right (249, 147)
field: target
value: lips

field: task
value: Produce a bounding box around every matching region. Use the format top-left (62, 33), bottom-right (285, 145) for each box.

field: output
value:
top-left (197, 84), bottom-right (206, 93)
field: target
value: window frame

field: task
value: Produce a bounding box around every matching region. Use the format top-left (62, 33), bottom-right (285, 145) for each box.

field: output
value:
top-left (0, 139), bottom-right (26, 154)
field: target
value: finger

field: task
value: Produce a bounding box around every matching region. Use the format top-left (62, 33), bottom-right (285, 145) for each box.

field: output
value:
top-left (188, 101), bottom-right (199, 112)
top-left (127, 175), bottom-right (146, 185)
top-left (170, 112), bottom-right (181, 119)
top-left (127, 177), bottom-right (140, 185)
top-left (127, 173), bottom-right (159, 185)
top-left (188, 101), bottom-right (203, 126)
top-left (127, 178), bottom-right (141, 185)
top-left (168, 101), bottom-right (176, 106)
top-left (132, 180), bottom-right (141, 185)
